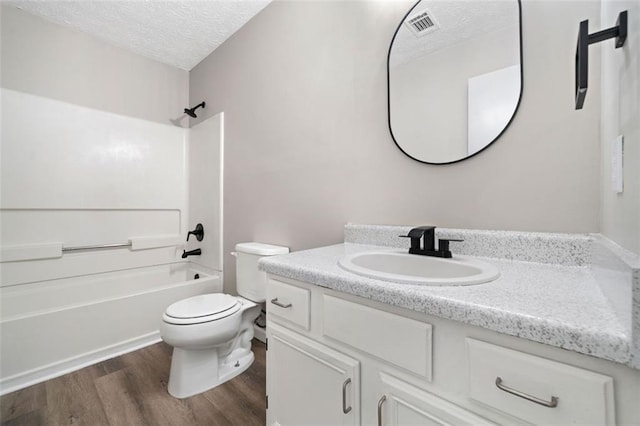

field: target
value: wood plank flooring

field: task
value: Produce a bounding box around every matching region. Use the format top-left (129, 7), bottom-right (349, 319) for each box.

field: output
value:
top-left (1, 340), bottom-right (266, 426)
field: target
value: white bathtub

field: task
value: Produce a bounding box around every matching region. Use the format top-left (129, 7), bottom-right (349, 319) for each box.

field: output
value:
top-left (0, 262), bottom-right (221, 395)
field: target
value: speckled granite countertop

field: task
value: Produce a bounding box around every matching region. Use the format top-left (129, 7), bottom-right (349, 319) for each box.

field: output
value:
top-left (259, 225), bottom-right (640, 369)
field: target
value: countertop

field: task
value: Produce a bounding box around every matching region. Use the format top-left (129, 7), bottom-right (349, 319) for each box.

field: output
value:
top-left (259, 241), bottom-right (633, 367)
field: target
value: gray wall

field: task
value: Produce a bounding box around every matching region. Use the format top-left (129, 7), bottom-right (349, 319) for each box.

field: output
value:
top-left (189, 0), bottom-right (604, 293)
top-left (1, 5), bottom-right (188, 124)
top-left (600, 0), bottom-right (640, 254)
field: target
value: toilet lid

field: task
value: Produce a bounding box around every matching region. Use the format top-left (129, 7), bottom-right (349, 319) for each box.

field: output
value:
top-left (165, 294), bottom-right (239, 319)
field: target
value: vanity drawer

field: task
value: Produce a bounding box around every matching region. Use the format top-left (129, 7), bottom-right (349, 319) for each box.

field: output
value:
top-left (323, 295), bottom-right (432, 380)
top-left (466, 339), bottom-right (615, 425)
top-left (267, 279), bottom-right (310, 330)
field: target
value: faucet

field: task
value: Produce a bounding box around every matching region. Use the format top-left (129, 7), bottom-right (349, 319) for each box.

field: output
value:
top-left (400, 226), bottom-right (462, 258)
top-left (187, 223), bottom-right (204, 242)
top-left (182, 248), bottom-right (202, 259)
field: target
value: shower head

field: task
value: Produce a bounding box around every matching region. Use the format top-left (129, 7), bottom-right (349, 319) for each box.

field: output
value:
top-left (184, 101), bottom-right (206, 118)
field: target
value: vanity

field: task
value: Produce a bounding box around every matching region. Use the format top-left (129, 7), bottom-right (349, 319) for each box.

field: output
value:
top-left (259, 224), bottom-right (640, 426)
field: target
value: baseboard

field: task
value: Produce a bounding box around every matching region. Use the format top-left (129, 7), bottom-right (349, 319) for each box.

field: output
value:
top-left (0, 332), bottom-right (161, 396)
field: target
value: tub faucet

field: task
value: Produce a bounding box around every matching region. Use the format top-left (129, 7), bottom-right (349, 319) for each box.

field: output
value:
top-left (187, 223), bottom-right (204, 241)
top-left (182, 248), bottom-right (202, 259)
top-left (400, 226), bottom-right (462, 258)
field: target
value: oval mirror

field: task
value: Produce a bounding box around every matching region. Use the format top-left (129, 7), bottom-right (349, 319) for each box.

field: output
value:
top-left (388, 0), bottom-right (522, 164)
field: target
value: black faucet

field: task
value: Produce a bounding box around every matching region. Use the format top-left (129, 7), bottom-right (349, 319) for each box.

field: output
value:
top-left (182, 248), bottom-right (202, 259)
top-left (187, 223), bottom-right (204, 242)
top-left (400, 226), bottom-right (462, 258)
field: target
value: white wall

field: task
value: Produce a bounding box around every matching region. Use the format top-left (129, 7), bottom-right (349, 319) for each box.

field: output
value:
top-left (0, 5), bottom-right (192, 288)
top-left (0, 89), bottom-right (188, 284)
top-left (189, 0), bottom-right (603, 293)
top-left (0, 5), bottom-right (223, 391)
top-left (600, 0), bottom-right (640, 254)
top-left (187, 113), bottom-right (224, 272)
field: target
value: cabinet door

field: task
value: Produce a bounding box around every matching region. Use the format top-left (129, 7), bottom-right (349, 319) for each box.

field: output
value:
top-left (267, 323), bottom-right (360, 426)
top-left (378, 373), bottom-right (496, 426)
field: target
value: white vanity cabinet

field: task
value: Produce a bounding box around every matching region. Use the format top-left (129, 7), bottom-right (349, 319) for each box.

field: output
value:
top-left (376, 372), bottom-right (497, 426)
top-left (267, 323), bottom-right (360, 426)
top-left (265, 277), bottom-right (636, 426)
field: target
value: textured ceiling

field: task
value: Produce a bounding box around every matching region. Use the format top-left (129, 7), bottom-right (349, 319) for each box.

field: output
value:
top-left (7, 0), bottom-right (271, 71)
top-left (390, 0), bottom-right (519, 68)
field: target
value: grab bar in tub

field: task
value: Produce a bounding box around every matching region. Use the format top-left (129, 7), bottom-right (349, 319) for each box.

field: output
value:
top-left (1, 235), bottom-right (183, 262)
top-left (62, 242), bottom-right (132, 252)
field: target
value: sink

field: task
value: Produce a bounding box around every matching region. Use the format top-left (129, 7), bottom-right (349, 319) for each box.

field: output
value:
top-left (338, 250), bottom-right (500, 286)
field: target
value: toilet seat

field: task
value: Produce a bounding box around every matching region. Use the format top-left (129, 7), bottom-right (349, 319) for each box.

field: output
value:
top-left (163, 294), bottom-right (241, 325)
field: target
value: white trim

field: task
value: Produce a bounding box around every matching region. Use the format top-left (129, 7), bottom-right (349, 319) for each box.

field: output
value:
top-left (0, 332), bottom-right (161, 396)
top-left (218, 112), bottom-right (225, 273)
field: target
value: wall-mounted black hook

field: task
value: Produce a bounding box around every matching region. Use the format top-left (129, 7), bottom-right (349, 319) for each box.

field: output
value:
top-left (575, 10), bottom-right (627, 110)
top-left (187, 223), bottom-right (204, 242)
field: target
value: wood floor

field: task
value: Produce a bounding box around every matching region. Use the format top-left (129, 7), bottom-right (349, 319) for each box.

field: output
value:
top-left (0, 340), bottom-right (266, 426)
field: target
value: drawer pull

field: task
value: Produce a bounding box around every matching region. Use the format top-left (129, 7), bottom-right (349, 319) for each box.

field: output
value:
top-left (495, 377), bottom-right (559, 408)
top-left (270, 298), bottom-right (292, 309)
top-left (342, 378), bottom-right (352, 414)
top-left (377, 395), bottom-right (386, 426)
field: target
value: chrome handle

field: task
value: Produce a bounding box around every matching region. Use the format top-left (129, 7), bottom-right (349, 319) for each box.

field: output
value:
top-left (342, 378), bottom-right (352, 414)
top-left (377, 395), bottom-right (386, 426)
top-left (270, 298), bottom-right (292, 309)
top-left (495, 377), bottom-right (559, 408)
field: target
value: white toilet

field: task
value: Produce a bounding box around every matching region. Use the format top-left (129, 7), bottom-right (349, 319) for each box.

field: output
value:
top-left (160, 242), bottom-right (289, 398)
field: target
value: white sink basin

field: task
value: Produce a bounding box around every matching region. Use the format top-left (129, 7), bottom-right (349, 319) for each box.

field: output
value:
top-left (338, 250), bottom-right (500, 286)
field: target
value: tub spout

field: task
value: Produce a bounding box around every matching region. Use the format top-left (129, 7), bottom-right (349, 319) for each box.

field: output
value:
top-left (182, 248), bottom-right (202, 259)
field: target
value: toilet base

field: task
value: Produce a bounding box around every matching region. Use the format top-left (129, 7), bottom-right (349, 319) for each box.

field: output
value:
top-left (162, 297), bottom-right (260, 399)
top-left (167, 346), bottom-right (255, 399)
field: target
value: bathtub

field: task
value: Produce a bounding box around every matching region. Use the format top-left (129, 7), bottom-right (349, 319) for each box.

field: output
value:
top-left (0, 262), bottom-right (221, 395)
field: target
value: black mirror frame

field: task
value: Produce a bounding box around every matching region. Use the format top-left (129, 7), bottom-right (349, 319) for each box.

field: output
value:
top-left (387, 0), bottom-right (524, 165)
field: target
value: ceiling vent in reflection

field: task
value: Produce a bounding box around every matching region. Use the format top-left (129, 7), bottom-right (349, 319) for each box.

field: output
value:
top-left (404, 9), bottom-right (440, 37)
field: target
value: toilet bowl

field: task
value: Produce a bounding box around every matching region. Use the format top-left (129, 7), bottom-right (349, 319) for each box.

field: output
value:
top-left (160, 242), bottom-right (288, 398)
top-left (160, 294), bottom-right (259, 398)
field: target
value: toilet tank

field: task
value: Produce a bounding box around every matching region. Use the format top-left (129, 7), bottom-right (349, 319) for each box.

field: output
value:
top-left (235, 242), bottom-right (289, 302)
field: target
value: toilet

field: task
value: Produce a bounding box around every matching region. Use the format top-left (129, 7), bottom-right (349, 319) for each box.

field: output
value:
top-left (160, 242), bottom-right (289, 398)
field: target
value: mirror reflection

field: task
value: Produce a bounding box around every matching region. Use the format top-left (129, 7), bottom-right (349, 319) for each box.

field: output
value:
top-left (388, 0), bottom-right (522, 164)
